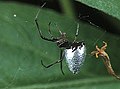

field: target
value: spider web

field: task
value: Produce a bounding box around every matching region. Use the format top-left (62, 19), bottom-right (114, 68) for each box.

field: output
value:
top-left (2, 54), bottom-right (39, 89)
top-left (4, 66), bottom-right (23, 89)
top-left (82, 21), bottom-right (107, 62)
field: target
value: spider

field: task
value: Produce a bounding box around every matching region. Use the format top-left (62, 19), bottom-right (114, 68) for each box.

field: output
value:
top-left (34, 9), bottom-right (86, 75)
top-left (91, 41), bottom-right (120, 80)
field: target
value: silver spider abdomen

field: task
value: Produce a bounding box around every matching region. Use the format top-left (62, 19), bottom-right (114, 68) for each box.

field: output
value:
top-left (65, 44), bottom-right (86, 74)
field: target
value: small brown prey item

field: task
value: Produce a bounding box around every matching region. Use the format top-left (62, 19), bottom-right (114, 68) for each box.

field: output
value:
top-left (91, 41), bottom-right (120, 80)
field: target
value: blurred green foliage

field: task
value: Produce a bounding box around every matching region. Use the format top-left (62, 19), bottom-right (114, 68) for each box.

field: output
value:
top-left (77, 0), bottom-right (120, 20)
top-left (0, 1), bottom-right (119, 89)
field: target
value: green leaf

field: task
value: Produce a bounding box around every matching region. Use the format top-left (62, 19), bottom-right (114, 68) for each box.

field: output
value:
top-left (0, 2), bottom-right (120, 89)
top-left (76, 0), bottom-right (120, 20)
top-left (11, 77), bottom-right (120, 89)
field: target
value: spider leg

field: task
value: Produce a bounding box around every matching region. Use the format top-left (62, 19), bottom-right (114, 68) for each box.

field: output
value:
top-left (73, 23), bottom-right (79, 42)
top-left (35, 19), bottom-right (58, 42)
top-left (48, 22), bottom-right (54, 38)
top-left (59, 49), bottom-right (65, 75)
top-left (41, 58), bottom-right (63, 68)
top-left (35, 8), bottom-right (58, 42)
top-left (41, 50), bottom-right (64, 71)
top-left (55, 23), bottom-right (62, 35)
top-left (60, 61), bottom-right (64, 75)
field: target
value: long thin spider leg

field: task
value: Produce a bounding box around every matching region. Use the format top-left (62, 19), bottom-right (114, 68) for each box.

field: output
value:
top-left (48, 22), bottom-right (54, 38)
top-left (35, 18), bottom-right (58, 42)
top-left (60, 61), bottom-right (64, 75)
top-left (34, 3), bottom-right (57, 42)
top-left (41, 59), bottom-right (62, 68)
top-left (73, 23), bottom-right (79, 42)
top-left (55, 23), bottom-right (62, 35)
top-left (59, 49), bottom-right (65, 75)
top-left (41, 50), bottom-right (64, 68)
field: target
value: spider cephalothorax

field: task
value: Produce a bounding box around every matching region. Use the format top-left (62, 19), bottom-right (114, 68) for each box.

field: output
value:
top-left (55, 32), bottom-right (70, 48)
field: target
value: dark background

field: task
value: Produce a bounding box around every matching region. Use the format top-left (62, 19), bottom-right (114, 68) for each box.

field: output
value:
top-left (2, 0), bottom-right (120, 36)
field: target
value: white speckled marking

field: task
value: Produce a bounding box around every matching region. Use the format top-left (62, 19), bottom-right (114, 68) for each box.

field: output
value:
top-left (65, 45), bottom-right (86, 74)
